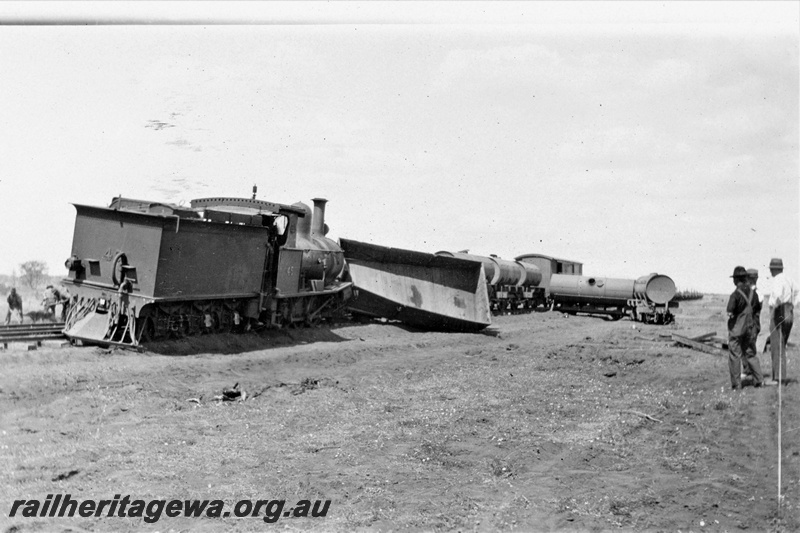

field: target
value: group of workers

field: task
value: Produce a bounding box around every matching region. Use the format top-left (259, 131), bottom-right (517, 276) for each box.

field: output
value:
top-left (727, 257), bottom-right (797, 390)
top-left (4, 285), bottom-right (70, 325)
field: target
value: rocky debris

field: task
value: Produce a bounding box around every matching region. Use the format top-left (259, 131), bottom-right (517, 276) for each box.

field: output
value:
top-left (52, 469), bottom-right (80, 482)
top-left (194, 383), bottom-right (249, 403)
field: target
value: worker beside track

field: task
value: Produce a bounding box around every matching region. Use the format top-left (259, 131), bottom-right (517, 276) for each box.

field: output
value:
top-left (5, 287), bottom-right (23, 325)
top-left (42, 285), bottom-right (61, 317)
top-left (766, 258), bottom-right (798, 383)
top-left (727, 266), bottom-right (763, 390)
top-left (742, 268), bottom-right (763, 384)
top-left (59, 286), bottom-right (71, 322)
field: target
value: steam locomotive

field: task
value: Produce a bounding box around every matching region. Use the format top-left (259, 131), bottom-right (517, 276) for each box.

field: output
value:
top-left (62, 195), bottom-right (352, 346)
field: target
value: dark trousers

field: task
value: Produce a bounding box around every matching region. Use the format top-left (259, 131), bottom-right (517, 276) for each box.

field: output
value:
top-left (729, 333), bottom-right (762, 388)
top-left (770, 304), bottom-right (793, 380)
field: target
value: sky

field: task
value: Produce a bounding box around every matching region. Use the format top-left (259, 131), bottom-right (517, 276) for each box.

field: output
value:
top-left (0, 1), bottom-right (797, 295)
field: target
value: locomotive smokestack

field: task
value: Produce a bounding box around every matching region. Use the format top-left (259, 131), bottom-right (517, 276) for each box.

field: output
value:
top-left (311, 198), bottom-right (327, 236)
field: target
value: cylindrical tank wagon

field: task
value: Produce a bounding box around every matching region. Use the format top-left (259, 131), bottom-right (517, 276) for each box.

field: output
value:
top-left (435, 251), bottom-right (546, 314)
top-left (548, 272), bottom-right (678, 324)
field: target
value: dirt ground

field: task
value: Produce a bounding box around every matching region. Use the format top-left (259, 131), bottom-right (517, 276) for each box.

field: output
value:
top-left (2, 295), bottom-right (799, 532)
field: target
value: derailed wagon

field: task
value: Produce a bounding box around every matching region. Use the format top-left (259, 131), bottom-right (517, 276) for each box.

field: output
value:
top-left (341, 239), bottom-right (492, 331)
top-left (546, 272), bottom-right (679, 324)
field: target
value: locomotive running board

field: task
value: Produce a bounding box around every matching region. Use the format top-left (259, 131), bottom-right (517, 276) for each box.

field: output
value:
top-left (340, 239), bottom-right (492, 331)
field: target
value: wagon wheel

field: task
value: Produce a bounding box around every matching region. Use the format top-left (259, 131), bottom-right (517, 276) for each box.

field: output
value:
top-left (305, 313), bottom-right (322, 328)
top-left (212, 311), bottom-right (227, 333)
top-left (178, 315), bottom-right (192, 338)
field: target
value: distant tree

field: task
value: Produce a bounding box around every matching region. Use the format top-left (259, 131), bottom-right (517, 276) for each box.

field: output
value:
top-left (19, 260), bottom-right (49, 289)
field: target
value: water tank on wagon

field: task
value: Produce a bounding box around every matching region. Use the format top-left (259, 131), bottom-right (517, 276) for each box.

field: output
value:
top-left (548, 272), bottom-right (678, 324)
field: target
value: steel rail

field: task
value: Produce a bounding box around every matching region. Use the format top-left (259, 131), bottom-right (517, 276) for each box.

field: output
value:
top-left (0, 331), bottom-right (65, 339)
top-left (0, 322), bottom-right (65, 331)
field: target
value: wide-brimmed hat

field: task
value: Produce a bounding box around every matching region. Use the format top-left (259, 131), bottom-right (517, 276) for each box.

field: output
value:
top-left (770, 258), bottom-right (784, 270)
top-left (730, 266), bottom-right (748, 278)
top-left (746, 268), bottom-right (758, 278)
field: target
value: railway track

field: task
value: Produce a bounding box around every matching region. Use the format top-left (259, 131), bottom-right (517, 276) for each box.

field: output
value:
top-left (0, 322), bottom-right (67, 344)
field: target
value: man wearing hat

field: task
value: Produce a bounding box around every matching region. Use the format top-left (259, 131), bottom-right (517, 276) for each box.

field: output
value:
top-left (743, 268), bottom-right (765, 379)
top-left (41, 284), bottom-right (61, 317)
top-left (726, 266), bottom-right (763, 390)
top-left (766, 258), bottom-right (798, 382)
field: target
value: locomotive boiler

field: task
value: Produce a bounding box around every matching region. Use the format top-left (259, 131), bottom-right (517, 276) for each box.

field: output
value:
top-left (546, 272), bottom-right (678, 324)
top-left (62, 195), bottom-right (352, 347)
top-left (435, 251), bottom-right (546, 314)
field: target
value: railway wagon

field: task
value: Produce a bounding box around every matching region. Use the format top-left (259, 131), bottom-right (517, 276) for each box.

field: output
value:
top-left (62, 196), bottom-right (352, 347)
top-left (515, 253), bottom-right (583, 281)
top-left (435, 251), bottom-right (546, 314)
top-left (547, 272), bottom-right (678, 324)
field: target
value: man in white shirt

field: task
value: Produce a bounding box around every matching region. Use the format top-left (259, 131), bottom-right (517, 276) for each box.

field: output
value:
top-left (767, 257), bottom-right (797, 382)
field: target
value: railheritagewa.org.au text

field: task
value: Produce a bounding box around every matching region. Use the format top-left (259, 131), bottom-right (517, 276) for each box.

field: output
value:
top-left (8, 494), bottom-right (331, 523)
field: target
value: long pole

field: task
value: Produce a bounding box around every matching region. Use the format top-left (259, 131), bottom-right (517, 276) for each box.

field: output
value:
top-left (778, 325), bottom-right (783, 516)
top-left (766, 310), bottom-right (787, 516)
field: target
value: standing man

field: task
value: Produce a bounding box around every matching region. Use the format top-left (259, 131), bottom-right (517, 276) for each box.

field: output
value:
top-left (59, 285), bottom-right (71, 322)
top-left (742, 268), bottom-right (764, 382)
top-left (767, 258), bottom-right (798, 383)
top-left (5, 287), bottom-right (23, 325)
top-left (42, 285), bottom-right (61, 316)
top-left (727, 266), bottom-right (763, 390)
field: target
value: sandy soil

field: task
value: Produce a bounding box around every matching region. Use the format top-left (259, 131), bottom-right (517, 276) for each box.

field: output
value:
top-left (1, 296), bottom-right (799, 532)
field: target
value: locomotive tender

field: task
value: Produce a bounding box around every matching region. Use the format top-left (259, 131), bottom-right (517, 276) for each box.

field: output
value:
top-left (63, 195), bottom-right (352, 346)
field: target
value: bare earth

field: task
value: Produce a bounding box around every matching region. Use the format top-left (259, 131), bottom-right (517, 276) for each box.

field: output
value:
top-left (2, 296), bottom-right (799, 532)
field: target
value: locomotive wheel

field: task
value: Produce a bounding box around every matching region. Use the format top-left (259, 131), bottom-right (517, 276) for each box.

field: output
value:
top-left (304, 297), bottom-right (322, 327)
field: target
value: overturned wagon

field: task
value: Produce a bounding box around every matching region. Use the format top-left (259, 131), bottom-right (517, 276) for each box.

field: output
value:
top-left (341, 239), bottom-right (492, 331)
top-left (62, 196), bottom-right (352, 347)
